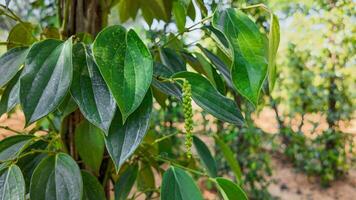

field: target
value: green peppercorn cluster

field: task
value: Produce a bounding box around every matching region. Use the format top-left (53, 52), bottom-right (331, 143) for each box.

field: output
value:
top-left (182, 80), bottom-right (193, 158)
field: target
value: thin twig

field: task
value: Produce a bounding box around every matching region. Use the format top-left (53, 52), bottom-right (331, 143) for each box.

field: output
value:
top-left (0, 125), bottom-right (23, 134)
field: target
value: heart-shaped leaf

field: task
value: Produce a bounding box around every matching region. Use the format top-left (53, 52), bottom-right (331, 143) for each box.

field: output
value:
top-left (0, 165), bottom-right (26, 200)
top-left (71, 43), bottom-right (116, 133)
top-left (30, 153), bottom-right (83, 200)
top-left (20, 38), bottom-right (73, 125)
top-left (213, 9), bottom-right (267, 105)
top-left (173, 72), bottom-right (244, 125)
top-left (93, 25), bottom-right (153, 122)
top-left (161, 166), bottom-right (203, 200)
top-left (105, 90), bottom-right (152, 171)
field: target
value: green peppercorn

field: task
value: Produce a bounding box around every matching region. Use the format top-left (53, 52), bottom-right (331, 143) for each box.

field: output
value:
top-left (182, 80), bottom-right (193, 158)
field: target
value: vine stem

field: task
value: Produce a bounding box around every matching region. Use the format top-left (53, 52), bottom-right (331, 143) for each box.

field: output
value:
top-left (60, 0), bottom-right (72, 38)
top-left (152, 132), bottom-right (179, 144)
top-left (155, 156), bottom-right (207, 177)
top-left (240, 3), bottom-right (271, 13)
top-left (0, 149), bottom-right (53, 164)
top-left (157, 15), bottom-right (213, 48)
top-left (0, 125), bottom-right (23, 134)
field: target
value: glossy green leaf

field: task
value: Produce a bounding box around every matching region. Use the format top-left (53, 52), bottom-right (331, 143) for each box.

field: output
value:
top-left (20, 38), bottom-right (73, 125)
top-left (172, 0), bottom-right (191, 33)
top-left (0, 69), bottom-right (22, 116)
top-left (161, 166), bottom-right (203, 200)
top-left (0, 165), bottom-right (26, 200)
top-left (81, 170), bottom-right (106, 200)
top-left (105, 91), bottom-right (152, 171)
top-left (214, 135), bottom-right (242, 184)
top-left (0, 47), bottom-right (29, 87)
top-left (268, 14), bottom-right (280, 91)
top-left (75, 120), bottom-right (105, 174)
top-left (7, 22), bottom-right (36, 49)
top-left (137, 162), bottom-right (155, 192)
top-left (214, 177), bottom-right (248, 200)
top-left (0, 135), bottom-right (33, 161)
top-left (193, 136), bottom-right (217, 177)
top-left (173, 72), bottom-right (243, 125)
top-left (30, 153), bottom-right (83, 200)
top-left (93, 26), bottom-right (153, 122)
top-left (114, 164), bottom-right (138, 200)
top-left (213, 9), bottom-right (268, 105)
top-left (71, 43), bottom-right (116, 133)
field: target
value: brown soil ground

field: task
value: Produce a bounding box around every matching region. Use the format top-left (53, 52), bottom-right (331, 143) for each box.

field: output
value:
top-left (1, 109), bottom-right (355, 200)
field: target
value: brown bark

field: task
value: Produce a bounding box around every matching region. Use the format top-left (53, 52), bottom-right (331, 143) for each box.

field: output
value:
top-left (59, 0), bottom-right (111, 198)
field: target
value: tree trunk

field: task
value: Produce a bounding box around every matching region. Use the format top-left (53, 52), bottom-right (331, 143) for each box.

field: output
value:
top-left (59, 0), bottom-right (110, 198)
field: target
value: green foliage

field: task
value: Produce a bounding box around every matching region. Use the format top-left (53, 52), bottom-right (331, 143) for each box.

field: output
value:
top-left (0, 1), bottom-right (281, 199)
top-left (282, 128), bottom-right (353, 186)
top-left (217, 124), bottom-right (274, 200)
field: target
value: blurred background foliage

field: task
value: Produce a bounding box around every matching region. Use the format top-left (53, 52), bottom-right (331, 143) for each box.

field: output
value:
top-left (0, 0), bottom-right (355, 199)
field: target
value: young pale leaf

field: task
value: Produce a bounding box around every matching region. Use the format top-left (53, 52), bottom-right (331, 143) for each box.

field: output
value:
top-left (0, 165), bottom-right (26, 200)
top-left (0, 69), bottom-right (22, 116)
top-left (71, 43), bottom-right (116, 133)
top-left (161, 166), bottom-right (203, 200)
top-left (0, 47), bottom-right (29, 87)
top-left (214, 135), bottom-right (242, 184)
top-left (0, 135), bottom-right (33, 161)
top-left (81, 170), bottom-right (106, 200)
top-left (105, 91), bottom-right (152, 171)
top-left (20, 38), bottom-right (73, 125)
top-left (172, 0), bottom-right (191, 33)
top-left (137, 162), bottom-right (155, 192)
top-left (93, 26), bottom-right (153, 122)
top-left (213, 9), bottom-right (268, 106)
top-left (114, 164), bottom-right (138, 200)
top-left (30, 153), bottom-right (83, 200)
top-left (173, 72), bottom-right (244, 125)
top-left (268, 14), bottom-right (280, 91)
top-left (214, 177), bottom-right (248, 200)
top-left (74, 120), bottom-right (105, 174)
top-left (193, 136), bottom-right (217, 177)
top-left (7, 22), bottom-right (36, 49)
